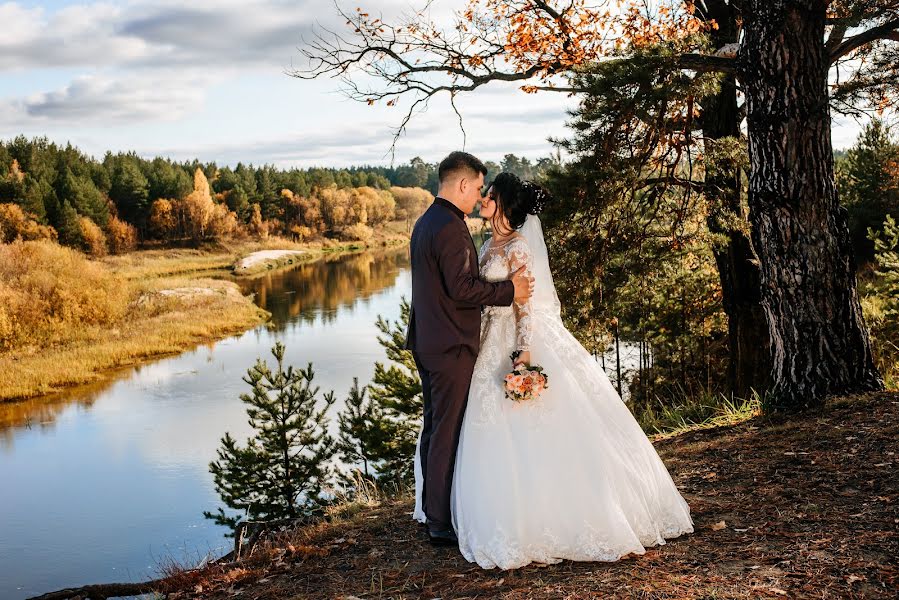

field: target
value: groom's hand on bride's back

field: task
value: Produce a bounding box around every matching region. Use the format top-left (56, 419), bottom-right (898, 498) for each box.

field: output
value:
top-left (511, 266), bottom-right (534, 304)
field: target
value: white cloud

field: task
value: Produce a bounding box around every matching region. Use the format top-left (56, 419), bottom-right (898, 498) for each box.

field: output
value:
top-left (0, 0), bottom-right (422, 131)
top-left (14, 72), bottom-right (211, 123)
top-left (0, 2), bottom-right (149, 71)
top-left (0, 0), bottom-right (413, 72)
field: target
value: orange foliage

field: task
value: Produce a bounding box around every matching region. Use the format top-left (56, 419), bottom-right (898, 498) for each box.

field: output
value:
top-left (78, 216), bottom-right (108, 257)
top-left (208, 203), bottom-right (238, 240)
top-left (886, 159), bottom-right (899, 192)
top-left (0, 203), bottom-right (57, 243)
top-left (338, 222), bottom-right (374, 242)
top-left (175, 169), bottom-right (237, 242)
top-left (181, 169), bottom-right (216, 241)
top-left (249, 203), bottom-right (269, 238)
top-left (149, 199), bottom-right (177, 239)
top-left (7, 159), bottom-right (24, 184)
top-left (351, 0), bottom-right (715, 96)
top-left (281, 189), bottom-right (325, 236)
top-left (390, 186), bottom-right (433, 222)
top-left (105, 215), bottom-right (138, 254)
top-left (0, 240), bottom-right (127, 352)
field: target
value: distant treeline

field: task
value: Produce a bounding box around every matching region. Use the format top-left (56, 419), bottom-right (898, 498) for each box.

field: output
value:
top-left (0, 135), bottom-right (554, 255)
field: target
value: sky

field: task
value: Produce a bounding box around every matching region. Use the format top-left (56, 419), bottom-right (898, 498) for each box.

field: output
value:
top-left (0, 0), bottom-right (872, 169)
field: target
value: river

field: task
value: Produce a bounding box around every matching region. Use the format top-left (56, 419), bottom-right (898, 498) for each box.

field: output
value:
top-left (0, 241), bottom-right (640, 599)
top-left (0, 247), bottom-right (413, 599)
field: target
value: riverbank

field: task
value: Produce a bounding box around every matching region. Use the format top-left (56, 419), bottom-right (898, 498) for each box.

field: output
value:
top-left (101, 391), bottom-right (896, 600)
top-left (0, 228), bottom-right (410, 403)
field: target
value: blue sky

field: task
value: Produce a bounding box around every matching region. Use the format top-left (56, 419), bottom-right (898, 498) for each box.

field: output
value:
top-left (0, 1), bottom-right (870, 169)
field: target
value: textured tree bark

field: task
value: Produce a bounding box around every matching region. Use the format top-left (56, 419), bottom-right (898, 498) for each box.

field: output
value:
top-left (700, 0), bottom-right (773, 399)
top-left (741, 0), bottom-right (882, 409)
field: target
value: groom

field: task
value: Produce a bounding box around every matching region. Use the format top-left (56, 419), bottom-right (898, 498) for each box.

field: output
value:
top-left (404, 151), bottom-right (534, 545)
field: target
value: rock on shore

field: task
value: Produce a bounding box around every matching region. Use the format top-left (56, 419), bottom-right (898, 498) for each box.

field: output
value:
top-left (233, 250), bottom-right (307, 276)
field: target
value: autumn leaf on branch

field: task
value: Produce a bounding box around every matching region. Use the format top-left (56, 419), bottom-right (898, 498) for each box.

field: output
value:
top-left (290, 0), bottom-right (726, 155)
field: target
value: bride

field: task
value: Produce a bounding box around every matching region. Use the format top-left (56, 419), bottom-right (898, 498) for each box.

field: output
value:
top-left (413, 172), bottom-right (694, 570)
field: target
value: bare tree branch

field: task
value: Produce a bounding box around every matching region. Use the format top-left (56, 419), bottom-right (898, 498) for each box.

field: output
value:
top-left (288, 1), bottom-right (732, 157)
top-left (830, 18), bottom-right (899, 62)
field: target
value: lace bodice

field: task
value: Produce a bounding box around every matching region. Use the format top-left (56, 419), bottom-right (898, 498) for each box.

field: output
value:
top-left (478, 234), bottom-right (533, 352)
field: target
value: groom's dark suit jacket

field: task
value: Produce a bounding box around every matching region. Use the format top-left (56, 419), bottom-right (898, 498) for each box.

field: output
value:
top-left (404, 197), bottom-right (514, 356)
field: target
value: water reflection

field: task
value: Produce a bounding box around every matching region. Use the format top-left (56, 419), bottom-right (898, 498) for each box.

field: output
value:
top-left (0, 381), bottom-right (105, 449)
top-left (233, 248), bottom-right (410, 327)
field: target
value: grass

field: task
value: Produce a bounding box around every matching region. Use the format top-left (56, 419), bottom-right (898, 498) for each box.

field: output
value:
top-left (633, 387), bottom-right (763, 438)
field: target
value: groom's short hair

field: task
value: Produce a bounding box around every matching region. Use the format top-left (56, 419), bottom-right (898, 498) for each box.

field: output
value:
top-left (438, 151), bottom-right (487, 184)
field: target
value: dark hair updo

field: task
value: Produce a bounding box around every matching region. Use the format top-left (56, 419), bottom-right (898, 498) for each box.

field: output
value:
top-left (488, 172), bottom-right (554, 230)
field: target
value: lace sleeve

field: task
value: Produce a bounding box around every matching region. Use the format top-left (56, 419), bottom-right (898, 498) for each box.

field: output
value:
top-left (506, 237), bottom-right (533, 352)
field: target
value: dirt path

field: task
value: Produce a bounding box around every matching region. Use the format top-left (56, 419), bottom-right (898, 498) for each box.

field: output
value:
top-left (161, 392), bottom-right (899, 599)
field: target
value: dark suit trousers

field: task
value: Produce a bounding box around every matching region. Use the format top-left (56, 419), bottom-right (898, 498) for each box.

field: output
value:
top-left (414, 346), bottom-right (478, 530)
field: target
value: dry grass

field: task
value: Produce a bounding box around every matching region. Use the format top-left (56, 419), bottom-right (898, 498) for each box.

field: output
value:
top-left (0, 274), bottom-right (268, 401)
top-left (0, 241), bottom-right (265, 402)
top-left (0, 241), bottom-right (129, 352)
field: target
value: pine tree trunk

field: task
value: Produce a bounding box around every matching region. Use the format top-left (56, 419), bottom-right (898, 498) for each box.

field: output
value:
top-left (740, 0), bottom-right (882, 409)
top-left (700, 0), bottom-right (773, 399)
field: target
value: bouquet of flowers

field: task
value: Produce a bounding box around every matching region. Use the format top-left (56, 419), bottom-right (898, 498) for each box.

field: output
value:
top-left (504, 352), bottom-right (549, 403)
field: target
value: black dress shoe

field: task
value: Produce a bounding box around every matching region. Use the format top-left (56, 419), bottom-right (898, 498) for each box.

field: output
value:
top-left (427, 527), bottom-right (459, 546)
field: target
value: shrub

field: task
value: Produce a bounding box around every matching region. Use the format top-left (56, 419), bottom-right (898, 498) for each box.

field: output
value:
top-left (337, 223), bottom-right (373, 242)
top-left (78, 216), bottom-right (108, 257)
top-left (105, 215), bottom-right (138, 254)
top-left (0, 240), bottom-right (128, 352)
top-left (0, 203), bottom-right (57, 243)
top-left (289, 224), bottom-right (317, 242)
top-left (351, 186), bottom-right (396, 226)
top-left (208, 202), bottom-right (238, 240)
top-left (390, 186), bottom-right (433, 222)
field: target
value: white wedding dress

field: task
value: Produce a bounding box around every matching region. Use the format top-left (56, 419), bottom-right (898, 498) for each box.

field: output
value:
top-left (413, 215), bottom-right (693, 570)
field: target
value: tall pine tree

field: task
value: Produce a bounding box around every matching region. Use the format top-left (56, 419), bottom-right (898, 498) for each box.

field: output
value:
top-left (109, 159), bottom-right (150, 234)
top-left (56, 199), bottom-right (82, 247)
top-left (58, 167), bottom-right (109, 227)
top-left (865, 215), bottom-right (899, 387)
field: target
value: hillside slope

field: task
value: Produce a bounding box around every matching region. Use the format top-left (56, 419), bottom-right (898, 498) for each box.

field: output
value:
top-left (164, 392), bottom-right (899, 599)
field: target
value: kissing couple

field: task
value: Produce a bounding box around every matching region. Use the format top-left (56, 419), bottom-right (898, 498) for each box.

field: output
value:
top-left (404, 151), bottom-right (694, 570)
